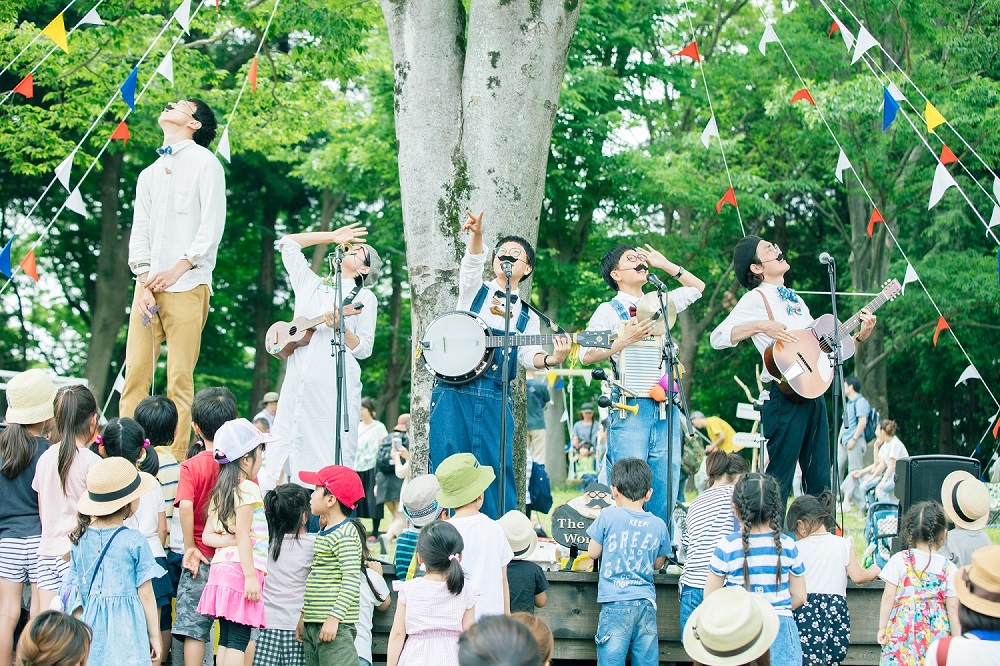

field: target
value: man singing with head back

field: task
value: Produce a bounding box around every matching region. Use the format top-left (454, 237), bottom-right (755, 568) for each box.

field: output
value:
top-left (119, 99), bottom-right (226, 460)
top-left (710, 236), bottom-right (877, 508)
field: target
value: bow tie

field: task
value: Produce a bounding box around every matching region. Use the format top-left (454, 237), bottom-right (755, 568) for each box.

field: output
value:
top-left (628, 306), bottom-right (637, 318)
top-left (777, 286), bottom-right (799, 303)
top-left (156, 146), bottom-right (173, 155)
top-left (493, 290), bottom-right (518, 304)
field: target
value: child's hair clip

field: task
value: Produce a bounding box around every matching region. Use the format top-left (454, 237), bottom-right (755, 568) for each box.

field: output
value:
top-left (143, 439), bottom-right (150, 449)
top-left (95, 435), bottom-right (103, 446)
top-left (448, 553), bottom-right (460, 562)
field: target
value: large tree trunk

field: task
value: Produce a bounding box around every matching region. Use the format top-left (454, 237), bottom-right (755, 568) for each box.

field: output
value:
top-left (250, 206), bottom-right (277, 413)
top-left (375, 256), bottom-right (409, 426)
top-left (83, 151), bottom-right (131, 403)
top-left (380, 0), bottom-right (581, 483)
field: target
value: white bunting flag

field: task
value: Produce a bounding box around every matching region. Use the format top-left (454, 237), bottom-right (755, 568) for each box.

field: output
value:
top-left (887, 82), bottom-right (905, 102)
top-left (993, 175), bottom-right (999, 202)
top-left (758, 25), bottom-right (779, 56)
top-left (111, 366), bottom-right (125, 394)
top-left (851, 26), bottom-right (879, 65)
top-left (156, 51), bottom-right (174, 85)
top-left (54, 150), bottom-right (75, 191)
top-left (928, 161), bottom-right (957, 209)
top-left (65, 187), bottom-right (87, 217)
top-left (837, 21), bottom-right (855, 50)
top-left (901, 263), bottom-right (919, 295)
top-left (835, 149), bottom-right (851, 183)
top-left (173, 0), bottom-right (191, 34)
top-left (955, 365), bottom-right (982, 387)
top-left (217, 127), bottom-right (231, 163)
top-left (989, 205), bottom-right (1000, 235)
top-left (79, 8), bottom-right (104, 26)
top-left (700, 116), bottom-right (719, 149)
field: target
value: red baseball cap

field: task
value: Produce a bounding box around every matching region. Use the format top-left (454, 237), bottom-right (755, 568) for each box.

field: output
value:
top-left (299, 465), bottom-right (365, 510)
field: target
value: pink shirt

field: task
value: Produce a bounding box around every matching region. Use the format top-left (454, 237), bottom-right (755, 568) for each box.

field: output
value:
top-left (32, 445), bottom-right (101, 557)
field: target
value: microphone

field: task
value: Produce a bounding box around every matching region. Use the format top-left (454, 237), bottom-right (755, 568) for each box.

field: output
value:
top-left (501, 261), bottom-right (513, 278)
top-left (819, 252), bottom-right (834, 265)
top-left (646, 273), bottom-right (669, 291)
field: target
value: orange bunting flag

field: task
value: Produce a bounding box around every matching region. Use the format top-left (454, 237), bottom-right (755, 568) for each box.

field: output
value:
top-left (932, 315), bottom-right (950, 346)
top-left (13, 74), bottom-right (33, 98)
top-left (249, 57), bottom-right (258, 92)
top-left (827, 22), bottom-right (840, 38)
top-left (790, 88), bottom-right (815, 106)
top-left (867, 208), bottom-right (884, 237)
top-left (672, 41), bottom-right (701, 62)
top-left (716, 187), bottom-right (737, 213)
top-left (20, 251), bottom-right (38, 282)
top-left (939, 144), bottom-right (958, 165)
top-left (993, 414), bottom-right (1000, 439)
top-left (215, 0), bottom-right (220, 10)
top-left (110, 120), bottom-right (131, 144)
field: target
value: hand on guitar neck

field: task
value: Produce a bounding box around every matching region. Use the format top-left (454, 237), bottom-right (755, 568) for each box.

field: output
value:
top-left (265, 304), bottom-right (365, 359)
top-left (323, 303), bottom-right (364, 329)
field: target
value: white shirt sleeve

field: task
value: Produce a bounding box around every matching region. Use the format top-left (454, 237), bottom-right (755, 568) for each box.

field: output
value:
top-left (710, 290), bottom-right (769, 350)
top-left (578, 302), bottom-right (620, 364)
top-left (128, 168), bottom-right (153, 274)
top-left (457, 250), bottom-right (489, 310)
top-left (277, 236), bottom-right (323, 299)
top-left (669, 286), bottom-right (703, 313)
top-left (183, 158), bottom-right (227, 268)
top-left (348, 288), bottom-right (378, 360)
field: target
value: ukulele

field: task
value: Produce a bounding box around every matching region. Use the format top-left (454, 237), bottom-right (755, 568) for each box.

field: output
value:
top-left (265, 304), bottom-right (364, 359)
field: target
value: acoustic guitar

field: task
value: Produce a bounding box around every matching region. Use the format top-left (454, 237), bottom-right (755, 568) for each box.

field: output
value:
top-left (265, 304), bottom-right (364, 359)
top-left (763, 279), bottom-right (901, 401)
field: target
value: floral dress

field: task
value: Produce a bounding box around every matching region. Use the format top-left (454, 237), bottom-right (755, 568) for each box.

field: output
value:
top-left (880, 550), bottom-right (954, 666)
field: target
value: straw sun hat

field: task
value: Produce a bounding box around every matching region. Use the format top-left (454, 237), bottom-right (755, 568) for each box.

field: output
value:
top-left (942, 470), bottom-right (991, 530)
top-left (78, 457), bottom-right (157, 517)
top-left (955, 545), bottom-right (1000, 618)
top-left (4, 369), bottom-right (58, 425)
top-left (683, 587), bottom-right (779, 666)
top-left (498, 510), bottom-right (538, 560)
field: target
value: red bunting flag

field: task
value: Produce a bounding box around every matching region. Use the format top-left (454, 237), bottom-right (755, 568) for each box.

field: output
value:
top-left (249, 57), bottom-right (258, 92)
top-left (672, 41), bottom-right (701, 62)
top-left (110, 120), bottom-right (131, 144)
top-left (993, 414), bottom-right (1000, 439)
top-left (867, 208), bottom-right (884, 237)
top-left (790, 88), bottom-right (815, 106)
top-left (19, 251), bottom-right (38, 282)
top-left (828, 22), bottom-right (841, 38)
top-left (716, 187), bottom-right (737, 213)
top-left (13, 74), bottom-right (33, 98)
top-left (932, 315), bottom-right (950, 346)
top-left (939, 144), bottom-right (958, 165)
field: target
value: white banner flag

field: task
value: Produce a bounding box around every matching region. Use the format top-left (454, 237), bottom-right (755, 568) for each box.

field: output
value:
top-left (759, 25), bottom-right (779, 56)
top-left (54, 150), bottom-right (75, 191)
top-left (700, 116), bottom-right (719, 148)
top-left (928, 161), bottom-right (957, 209)
top-left (989, 205), bottom-right (1000, 235)
top-left (901, 263), bottom-right (919, 295)
top-left (156, 51), bottom-right (174, 84)
top-left (955, 365), bottom-right (982, 387)
top-left (173, 0), bottom-right (191, 34)
top-left (65, 187), bottom-right (87, 217)
top-left (79, 8), bottom-right (104, 26)
top-left (835, 149), bottom-right (851, 183)
top-left (217, 127), bottom-right (231, 163)
top-left (851, 26), bottom-right (879, 65)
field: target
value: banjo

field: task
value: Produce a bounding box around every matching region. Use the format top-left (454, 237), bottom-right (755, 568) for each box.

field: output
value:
top-left (420, 311), bottom-right (617, 384)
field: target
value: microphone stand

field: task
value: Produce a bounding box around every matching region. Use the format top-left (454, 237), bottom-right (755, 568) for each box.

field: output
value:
top-left (651, 280), bottom-right (683, 559)
top-left (825, 256), bottom-right (847, 527)
top-left (497, 262), bottom-right (514, 515)
top-left (329, 247), bottom-right (351, 466)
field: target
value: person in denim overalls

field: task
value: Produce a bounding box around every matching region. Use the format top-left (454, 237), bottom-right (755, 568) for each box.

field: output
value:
top-left (429, 211), bottom-right (571, 519)
top-left (577, 244), bottom-right (706, 532)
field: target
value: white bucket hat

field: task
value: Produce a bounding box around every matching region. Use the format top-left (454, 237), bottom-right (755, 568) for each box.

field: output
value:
top-left (683, 587), bottom-right (779, 665)
top-left (5, 369), bottom-right (58, 425)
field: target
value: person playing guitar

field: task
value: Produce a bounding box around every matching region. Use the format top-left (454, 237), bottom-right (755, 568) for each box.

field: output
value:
top-left (710, 235), bottom-right (876, 509)
top-left (262, 223), bottom-right (381, 490)
top-left (428, 210), bottom-right (571, 519)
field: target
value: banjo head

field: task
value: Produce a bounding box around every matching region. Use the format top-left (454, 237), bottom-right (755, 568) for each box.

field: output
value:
top-left (420, 311), bottom-right (493, 384)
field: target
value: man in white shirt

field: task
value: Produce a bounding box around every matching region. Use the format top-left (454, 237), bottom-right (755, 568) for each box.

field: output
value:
top-left (577, 244), bottom-right (705, 527)
top-left (710, 235), bottom-right (876, 508)
top-left (119, 98), bottom-right (226, 460)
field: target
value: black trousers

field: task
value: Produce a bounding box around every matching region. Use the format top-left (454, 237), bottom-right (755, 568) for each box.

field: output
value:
top-left (760, 382), bottom-right (831, 510)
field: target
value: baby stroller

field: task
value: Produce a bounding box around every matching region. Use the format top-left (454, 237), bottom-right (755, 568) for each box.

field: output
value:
top-left (864, 500), bottom-right (898, 568)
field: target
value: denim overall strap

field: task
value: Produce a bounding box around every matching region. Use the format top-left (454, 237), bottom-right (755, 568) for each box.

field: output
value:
top-left (470, 283), bottom-right (490, 313)
top-left (515, 301), bottom-right (529, 333)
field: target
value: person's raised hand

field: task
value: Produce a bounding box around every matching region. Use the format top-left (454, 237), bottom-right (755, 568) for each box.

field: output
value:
top-left (329, 223), bottom-right (368, 246)
top-left (642, 244), bottom-right (670, 271)
top-left (461, 209), bottom-right (484, 235)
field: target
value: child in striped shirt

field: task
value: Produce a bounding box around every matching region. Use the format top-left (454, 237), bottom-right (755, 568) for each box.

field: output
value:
top-left (704, 473), bottom-right (807, 666)
top-left (297, 465), bottom-right (366, 666)
top-left (395, 474), bottom-right (442, 580)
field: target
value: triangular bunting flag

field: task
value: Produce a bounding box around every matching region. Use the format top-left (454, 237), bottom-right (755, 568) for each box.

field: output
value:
top-left (994, 414), bottom-right (1000, 439)
top-left (928, 161), bottom-right (957, 209)
top-left (867, 208), bottom-right (884, 237)
top-left (217, 127), bottom-right (231, 163)
top-left (887, 82), bottom-right (905, 102)
top-left (790, 88), bottom-right (815, 106)
top-left (835, 149), bottom-right (851, 183)
top-left (939, 144), bottom-right (958, 165)
top-left (882, 87), bottom-right (900, 132)
top-left (827, 21), bottom-right (840, 38)
top-left (716, 187), bottom-right (737, 213)
top-left (759, 25), bottom-right (779, 56)
top-left (700, 116), bottom-right (718, 149)
top-left (989, 205), bottom-right (1000, 235)
top-left (851, 26), bottom-right (878, 64)
top-left (932, 315), bottom-right (950, 346)
top-left (12, 74), bottom-right (33, 98)
top-left (41, 13), bottom-right (69, 53)
top-left (54, 150), bottom-right (74, 191)
top-left (19, 250), bottom-right (38, 282)
top-left (0, 236), bottom-right (14, 278)
top-left (901, 263), bottom-right (918, 295)
top-left (925, 101), bottom-right (946, 133)
top-left (994, 175), bottom-right (999, 202)
top-left (79, 8), bottom-right (104, 26)
top-left (120, 67), bottom-right (138, 111)
top-left (65, 187), bottom-right (87, 217)
top-left (174, 0), bottom-right (192, 34)
top-left (156, 51), bottom-right (174, 85)
top-left (955, 365), bottom-right (982, 387)
top-left (111, 365), bottom-right (126, 394)
top-left (836, 20), bottom-right (854, 50)
top-left (110, 120), bottom-right (131, 144)
top-left (672, 41), bottom-right (701, 62)
top-left (546, 372), bottom-right (557, 387)
top-left (249, 57), bottom-right (258, 92)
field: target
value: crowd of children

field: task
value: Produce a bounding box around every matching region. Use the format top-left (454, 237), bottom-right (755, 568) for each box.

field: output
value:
top-left (3, 366), bottom-right (999, 666)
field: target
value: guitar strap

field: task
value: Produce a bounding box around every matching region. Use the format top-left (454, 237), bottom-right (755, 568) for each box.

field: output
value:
top-left (757, 290), bottom-right (776, 321)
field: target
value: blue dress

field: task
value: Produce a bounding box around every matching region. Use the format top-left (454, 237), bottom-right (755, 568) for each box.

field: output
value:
top-left (66, 526), bottom-right (166, 666)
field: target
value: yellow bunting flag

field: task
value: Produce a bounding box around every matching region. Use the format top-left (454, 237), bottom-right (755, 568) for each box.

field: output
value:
top-left (41, 13), bottom-right (69, 53)
top-left (925, 101), bottom-right (946, 133)
top-left (546, 372), bottom-right (557, 387)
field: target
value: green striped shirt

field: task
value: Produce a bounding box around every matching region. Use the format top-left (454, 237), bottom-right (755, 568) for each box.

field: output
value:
top-left (303, 518), bottom-right (362, 623)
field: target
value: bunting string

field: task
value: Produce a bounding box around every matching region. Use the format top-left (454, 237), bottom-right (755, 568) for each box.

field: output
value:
top-left (0, 0), bottom-right (80, 80)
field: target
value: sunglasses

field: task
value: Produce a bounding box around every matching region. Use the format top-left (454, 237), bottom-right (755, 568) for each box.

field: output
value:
top-left (164, 102), bottom-right (196, 119)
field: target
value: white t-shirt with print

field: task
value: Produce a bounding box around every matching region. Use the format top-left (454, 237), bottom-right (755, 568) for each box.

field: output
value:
top-left (356, 566), bottom-right (390, 662)
top-left (448, 512), bottom-right (514, 619)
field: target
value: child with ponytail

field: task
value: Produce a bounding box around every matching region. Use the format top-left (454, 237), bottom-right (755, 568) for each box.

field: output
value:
top-left (31, 384), bottom-right (102, 610)
top-left (387, 520), bottom-right (477, 666)
top-left (197, 419), bottom-right (273, 666)
top-left (705, 473), bottom-right (807, 666)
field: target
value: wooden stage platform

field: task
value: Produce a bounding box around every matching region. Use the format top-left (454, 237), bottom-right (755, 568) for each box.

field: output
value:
top-left (371, 570), bottom-right (886, 664)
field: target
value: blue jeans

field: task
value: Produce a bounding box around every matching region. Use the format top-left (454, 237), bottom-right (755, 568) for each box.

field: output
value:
top-left (605, 399), bottom-right (681, 534)
top-left (770, 615), bottom-right (803, 666)
top-left (595, 599), bottom-right (658, 666)
top-left (678, 585), bottom-right (703, 635)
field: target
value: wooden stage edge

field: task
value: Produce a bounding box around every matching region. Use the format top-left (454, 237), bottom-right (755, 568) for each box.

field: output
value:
top-left (371, 570), bottom-right (886, 665)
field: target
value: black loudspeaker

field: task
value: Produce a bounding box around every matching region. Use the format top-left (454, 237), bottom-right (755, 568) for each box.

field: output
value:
top-left (892, 455), bottom-right (981, 550)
